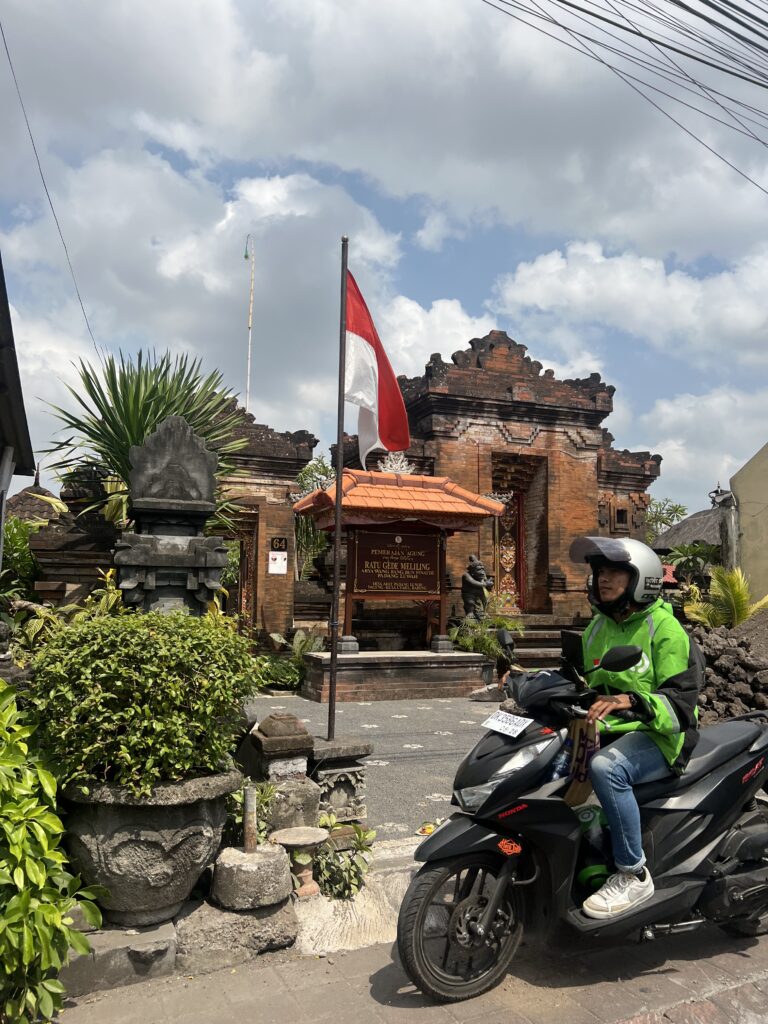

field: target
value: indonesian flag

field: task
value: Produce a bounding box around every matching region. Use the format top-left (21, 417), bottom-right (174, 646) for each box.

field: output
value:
top-left (344, 271), bottom-right (410, 468)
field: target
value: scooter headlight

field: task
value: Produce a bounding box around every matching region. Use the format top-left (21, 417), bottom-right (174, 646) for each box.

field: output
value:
top-left (454, 738), bottom-right (555, 811)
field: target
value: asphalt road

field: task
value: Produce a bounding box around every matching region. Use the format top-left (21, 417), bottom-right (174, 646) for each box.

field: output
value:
top-left (251, 692), bottom-right (497, 840)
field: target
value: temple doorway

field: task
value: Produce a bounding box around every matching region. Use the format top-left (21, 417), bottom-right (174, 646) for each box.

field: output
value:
top-left (491, 453), bottom-right (549, 613)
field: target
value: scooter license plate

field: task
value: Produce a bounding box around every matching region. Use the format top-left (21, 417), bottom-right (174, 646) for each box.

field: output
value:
top-left (482, 710), bottom-right (534, 738)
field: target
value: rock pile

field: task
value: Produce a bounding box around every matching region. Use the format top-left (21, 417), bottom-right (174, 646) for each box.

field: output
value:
top-left (690, 623), bottom-right (768, 725)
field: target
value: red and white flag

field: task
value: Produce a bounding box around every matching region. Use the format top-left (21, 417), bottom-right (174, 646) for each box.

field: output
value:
top-left (344, 271), bottom-right (410, 468)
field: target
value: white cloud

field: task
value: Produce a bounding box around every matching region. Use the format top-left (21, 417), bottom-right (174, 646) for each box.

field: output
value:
top-left (2, 0), bottom-right (768, 257)
top-left (414, 212), bottom-right (465, 253)
top-left (629, 387), bottom-right (768, 510)
top-left (493, 242), bottom-right (768, 366)
top-left (378, 297), bottom-right (496, 379)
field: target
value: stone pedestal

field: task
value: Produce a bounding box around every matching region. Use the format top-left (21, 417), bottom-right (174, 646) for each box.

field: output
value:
top-left (212, 845), bottom-right (292, 910)
top-left (430, 634), bottom-right (454, 653)
top-left (270, 826), bottom-right (328, 899)
top-left (310, 738), bottom-right (373, 824)
top-left (241, 712), bottom-right (314, 781)
top-left (338, 635), bottom-right (359, 653)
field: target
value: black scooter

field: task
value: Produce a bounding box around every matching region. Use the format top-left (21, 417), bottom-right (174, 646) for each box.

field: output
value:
top-left (396, 630), bottom-right (768, 1003)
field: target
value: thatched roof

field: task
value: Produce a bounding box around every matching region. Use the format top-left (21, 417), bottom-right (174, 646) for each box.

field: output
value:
top-left (652, 507), bottom-right (722, 552)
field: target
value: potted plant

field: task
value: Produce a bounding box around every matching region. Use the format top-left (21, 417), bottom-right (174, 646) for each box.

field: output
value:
top-left (26, 612), bottom-right (257, 926)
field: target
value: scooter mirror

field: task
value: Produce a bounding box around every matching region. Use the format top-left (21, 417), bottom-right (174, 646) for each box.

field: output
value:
top-left (496, 628), bottom-right (516, 651)
top-left (596, 645), bottom-right (643, 673)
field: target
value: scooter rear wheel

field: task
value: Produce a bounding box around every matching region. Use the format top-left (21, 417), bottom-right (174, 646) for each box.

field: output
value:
top-left (397, 853), bottom-right (524, 1003)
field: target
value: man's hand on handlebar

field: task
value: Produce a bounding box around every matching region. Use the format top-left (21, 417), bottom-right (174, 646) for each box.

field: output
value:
top-left (587, 693), bottom-right (633, 723)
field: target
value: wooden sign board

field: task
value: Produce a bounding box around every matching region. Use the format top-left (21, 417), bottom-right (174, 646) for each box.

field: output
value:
top-left (351, 531), bottom-right (440, 595)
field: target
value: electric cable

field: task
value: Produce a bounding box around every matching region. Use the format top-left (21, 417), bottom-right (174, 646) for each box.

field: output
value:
top-left (0, 15), bottom-right (99, 353)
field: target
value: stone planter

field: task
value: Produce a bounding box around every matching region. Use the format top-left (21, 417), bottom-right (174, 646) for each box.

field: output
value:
top-left (64, 768), bottom-right (242, 926)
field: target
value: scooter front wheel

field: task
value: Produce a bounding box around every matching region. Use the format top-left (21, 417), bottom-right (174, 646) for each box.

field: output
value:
top-left (397, 853), bottom-right (524, 1003)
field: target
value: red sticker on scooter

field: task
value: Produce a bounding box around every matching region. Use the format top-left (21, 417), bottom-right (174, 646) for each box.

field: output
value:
top-left (498, 838), bottom-right (522, 856)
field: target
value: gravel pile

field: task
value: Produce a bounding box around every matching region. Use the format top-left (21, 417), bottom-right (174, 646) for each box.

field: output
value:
top-left (690, 621), bottom-right (768, 725)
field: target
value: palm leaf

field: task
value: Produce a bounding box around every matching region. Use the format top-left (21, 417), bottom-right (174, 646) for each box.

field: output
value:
top-left (44, 351), bottom-right (247, 517)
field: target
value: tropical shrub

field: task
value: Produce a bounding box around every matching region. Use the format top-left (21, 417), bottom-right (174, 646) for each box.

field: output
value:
top-left (292, 455), bottom-right (334, 579)
top-left (267, 628), bottom-right (325, 687)
top-left (27, 613), bottom-right (259, 797)
top-left (1, 516), bottom-right (41, 603)
top-left (313, 813), bottom-right (376, 900)
top-left (685, 567), bottom-right (768, 629)
top-left (0, 684), bottom-right (102, 1023)
top-left (668, 542), bottom-right (720, 585)
top-left (449, 597), bottom-right (523, 662)
top-left (9, 569), bottom-right (126, 666)
top-left (45, 350), bottom-right (247, 521)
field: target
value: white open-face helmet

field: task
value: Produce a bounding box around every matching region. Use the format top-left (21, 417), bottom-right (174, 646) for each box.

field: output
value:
top-left (569, 536), bottom-right (664, 612)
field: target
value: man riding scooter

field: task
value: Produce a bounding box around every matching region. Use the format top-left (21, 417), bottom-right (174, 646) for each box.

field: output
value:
top-left (570, 536), bottom-right (704, 920)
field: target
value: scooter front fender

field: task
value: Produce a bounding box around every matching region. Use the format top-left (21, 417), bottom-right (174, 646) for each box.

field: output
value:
top-left (415, 813), bottom-right (508, 863)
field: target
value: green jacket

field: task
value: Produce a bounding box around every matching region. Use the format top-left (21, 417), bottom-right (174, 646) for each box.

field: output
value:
top-left (581, 598), bottom-right (703, 772)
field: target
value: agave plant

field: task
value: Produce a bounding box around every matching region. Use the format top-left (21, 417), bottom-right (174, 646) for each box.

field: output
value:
top-left (685, 566), bottom-right (768, 629)
top-left (45, 351), bottom-right (247, 517)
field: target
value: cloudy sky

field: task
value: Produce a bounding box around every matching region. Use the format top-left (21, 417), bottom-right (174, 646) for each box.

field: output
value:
top-left (2, 0), bottom-right (767, 511)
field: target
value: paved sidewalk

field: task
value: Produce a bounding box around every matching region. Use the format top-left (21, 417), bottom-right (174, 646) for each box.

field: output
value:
top-left (60, 925), bottom-right (768, 1024)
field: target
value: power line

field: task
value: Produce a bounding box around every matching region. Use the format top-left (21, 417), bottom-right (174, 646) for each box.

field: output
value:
top-left (481, 0), bottom-right (768, 196)
top-left (0, 16), bottom-right (99, 354)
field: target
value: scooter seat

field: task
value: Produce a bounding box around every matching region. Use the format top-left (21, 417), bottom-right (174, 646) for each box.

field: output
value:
top-left (634, 720), bottom-right (763, 802)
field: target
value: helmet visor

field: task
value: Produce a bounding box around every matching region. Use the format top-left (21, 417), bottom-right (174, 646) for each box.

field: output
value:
top-left (569, 536), bottom-right (634, 565)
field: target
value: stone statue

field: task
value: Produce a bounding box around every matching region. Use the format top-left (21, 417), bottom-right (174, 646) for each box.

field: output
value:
top-left (461, 554), bottom-right (494, 620)
top-left (113, 417), bottom-right (227, 614)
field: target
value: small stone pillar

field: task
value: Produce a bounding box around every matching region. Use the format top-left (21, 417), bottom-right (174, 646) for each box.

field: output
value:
top-left (244, 712), bottom-right (314, 780)
top-left (235, 713), bottom-right (322, 832)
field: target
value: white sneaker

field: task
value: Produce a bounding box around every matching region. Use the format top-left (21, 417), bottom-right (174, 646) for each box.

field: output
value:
top-left (582, 869), bottom-right (655, 919)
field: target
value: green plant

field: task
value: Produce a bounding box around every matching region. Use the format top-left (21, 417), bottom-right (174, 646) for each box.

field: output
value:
top-left (1, 516), bottom-right (41, 603)
top-left (268, 628), bottom-right (325, 685)
top-left (668, 542), bottom-right (720, 585)
top-left (293, 455), bottom-right (334, 579)
top-left (223, 781), bottom-right (276, 847)
top-left (0, 684), bottom-right (103, 1023)
top-left (313, 817), bottom-right (376, 900)
top-left (685, 566), bottom-right (768, 629)
top-left (257, 655), bottom-right (302, 690)
top-left (645, 497), bottom-right (687, 544)
top-left (10, 569), bottom-right (126, 665)
top-left (45, 350), bottom-right (247, 520)
top-left (449, 597), bottom-right (523, 661)
top-left (27, 612), bottom-right (259, 797)
top-left (220, 540), bottom-right (241, 591)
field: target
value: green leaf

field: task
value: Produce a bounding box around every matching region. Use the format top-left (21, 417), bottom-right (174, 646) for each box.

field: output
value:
top-left (37, 986), bottom-right (54, 1020)
top-left (68, 928), bottom-right (92, 956)
top-left (77, 900), bottom-right (102, 928)
top-left (35, 766), bottom-right (57, 803)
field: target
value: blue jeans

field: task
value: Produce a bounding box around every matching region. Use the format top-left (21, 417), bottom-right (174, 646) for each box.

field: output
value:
top-left (588, 732), bottom-right (672, 873)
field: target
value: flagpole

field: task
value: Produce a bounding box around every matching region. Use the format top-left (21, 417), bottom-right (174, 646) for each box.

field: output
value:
top-left (244, 234), bottom-right (255, 413)
top-left (328, 235), bottom-right (349, 742)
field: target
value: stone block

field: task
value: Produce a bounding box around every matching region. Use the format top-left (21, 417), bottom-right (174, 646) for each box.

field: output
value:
top-left (268, 776), bottom-right (321, 830)
top-left (174, 898), bottom-right (298, 974)
top-left (59, 922), bottom-right (176, 997)
top-left (212, 845), bottom-right (292, 910)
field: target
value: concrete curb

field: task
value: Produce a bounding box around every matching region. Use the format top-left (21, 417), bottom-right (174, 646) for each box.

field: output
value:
top-left (293, 837), bottom-right (420, 955)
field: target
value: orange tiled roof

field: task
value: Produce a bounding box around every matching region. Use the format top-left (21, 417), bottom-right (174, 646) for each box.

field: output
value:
top-left (294, 470), bottom-right (504, 530)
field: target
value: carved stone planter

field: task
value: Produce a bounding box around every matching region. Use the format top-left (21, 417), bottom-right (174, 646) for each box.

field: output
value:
top-left (64, 768), bottom-right (242, 926)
